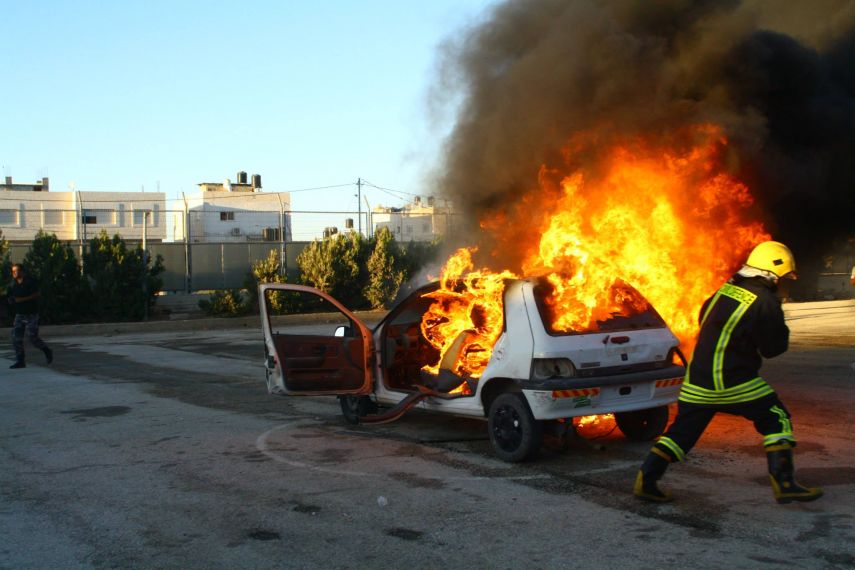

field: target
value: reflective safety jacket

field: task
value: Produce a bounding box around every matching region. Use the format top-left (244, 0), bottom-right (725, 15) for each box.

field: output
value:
top-left (680, 274), bottom-right (788, 405)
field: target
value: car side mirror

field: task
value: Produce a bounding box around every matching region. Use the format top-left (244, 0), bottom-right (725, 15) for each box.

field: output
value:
top-left (334, 325), bottom-right (353, 338)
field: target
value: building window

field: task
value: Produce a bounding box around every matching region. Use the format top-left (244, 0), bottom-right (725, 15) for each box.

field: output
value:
top-left (44, 210), bottom-right (64, 225)
top-left (0, 210), bottom-right (18, 224)
top-left (220, 211), bottom-right (235, 221)
top-left (133, 210), bottom-right (149, 226)
top-left (82, 214), bottom-right (97, 224)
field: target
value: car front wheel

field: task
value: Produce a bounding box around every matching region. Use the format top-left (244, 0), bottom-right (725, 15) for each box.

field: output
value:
top-left (488, 393), bottom-right (543, 463)
top-left (615, 406), bottom-right (670, 441)
top-left (339, 395), bottom-right (376, 425)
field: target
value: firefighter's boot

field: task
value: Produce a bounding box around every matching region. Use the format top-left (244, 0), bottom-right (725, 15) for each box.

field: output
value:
top-left (634, 448), bottom-right (673, 502)
top-left (766, 444), bottom-right (823, 504)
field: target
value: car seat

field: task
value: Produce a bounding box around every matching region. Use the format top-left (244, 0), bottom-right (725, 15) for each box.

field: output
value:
top-left (419, 329), bottom-right (479, 394)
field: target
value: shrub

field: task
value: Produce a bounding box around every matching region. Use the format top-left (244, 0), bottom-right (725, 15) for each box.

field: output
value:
top-left (199, 289), bottom-right (247, 317)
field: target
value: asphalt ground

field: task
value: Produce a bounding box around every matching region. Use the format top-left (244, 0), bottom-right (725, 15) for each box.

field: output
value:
top-left (1, 301), bottom-right (854, 569)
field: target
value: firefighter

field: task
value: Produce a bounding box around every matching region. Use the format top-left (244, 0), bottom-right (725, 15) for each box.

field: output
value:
top-left (633, 241), bottom-right (823, 504)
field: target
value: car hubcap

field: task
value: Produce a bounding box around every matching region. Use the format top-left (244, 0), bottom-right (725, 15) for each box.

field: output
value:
top-left (493, 405), bottom-right (523, 451)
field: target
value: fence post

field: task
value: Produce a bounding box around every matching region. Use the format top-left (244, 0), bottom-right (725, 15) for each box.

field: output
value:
top-left (182, 193), bottom-right (191, 293)
top-left (75, 190), bottom-right (84, 274)
top-left (276, 193), bottom-right (285, 277)
top-left (142, 211), bottom-right (149, 321)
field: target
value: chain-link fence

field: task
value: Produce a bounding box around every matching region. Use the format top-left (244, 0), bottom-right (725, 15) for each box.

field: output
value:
top-left (1, 207), bottom-right (466, 292)
top-left (3, 206), bottom-right (853, 299)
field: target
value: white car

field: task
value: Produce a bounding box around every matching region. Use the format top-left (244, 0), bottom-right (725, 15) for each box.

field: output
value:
top-left (260, 279), bottom-right (686, 462)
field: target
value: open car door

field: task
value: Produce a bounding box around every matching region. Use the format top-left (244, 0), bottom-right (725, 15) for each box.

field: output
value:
top-left (260, 283), bottom-right (373, 396)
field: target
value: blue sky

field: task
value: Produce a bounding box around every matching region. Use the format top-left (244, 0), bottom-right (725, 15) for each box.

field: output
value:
top-left (2, 0), bottom-right (494, 213)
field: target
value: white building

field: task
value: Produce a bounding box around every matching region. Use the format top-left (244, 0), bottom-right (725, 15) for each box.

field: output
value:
top-left (0, 177), bottom-right (166, 243)
top-left (172, 172), bottom-right (291, 243)
top-left (371, 196), bottom-right (454, 242)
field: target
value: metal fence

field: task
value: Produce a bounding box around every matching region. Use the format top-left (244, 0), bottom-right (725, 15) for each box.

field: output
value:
top-left (1, 208), bottom-right (466, 292)
top-left (3, 207), bottom-right (854, 299)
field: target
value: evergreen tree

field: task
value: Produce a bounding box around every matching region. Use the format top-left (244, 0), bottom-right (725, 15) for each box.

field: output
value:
top-left (83, 231), bottom-right (164, 321)
top-left (297, 231), bottom-right (370, 307)
top-left (0, 230), bottom-right (11, 325)
top-left (21, 231), bottom-right (87, 324)
top-left (364, 227), bottom-right (405, 309)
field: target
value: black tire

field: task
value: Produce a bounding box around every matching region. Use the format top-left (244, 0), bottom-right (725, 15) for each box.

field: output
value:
top-left (615, 406), bottom-right (670, 441)
top-left (487, 393), bottom-right (543, 463)
top-left (339, 395), bottom-right (376, 425)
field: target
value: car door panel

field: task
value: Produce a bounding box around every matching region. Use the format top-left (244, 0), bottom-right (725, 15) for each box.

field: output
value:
top-left (273, 334), bottom-right (365, 392)
top-left (260, 283), bottom-right (374, 396)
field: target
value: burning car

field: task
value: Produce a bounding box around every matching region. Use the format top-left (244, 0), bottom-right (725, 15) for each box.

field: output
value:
top-left (260, 273), bottom-right (686, 462)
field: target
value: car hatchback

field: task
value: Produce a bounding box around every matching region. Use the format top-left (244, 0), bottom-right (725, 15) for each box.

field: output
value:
top-left (260, 278), bottom-right (686, 462)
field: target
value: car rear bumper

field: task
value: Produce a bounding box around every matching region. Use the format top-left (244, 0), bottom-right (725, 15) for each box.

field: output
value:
top-left (520, 366), bottom-right (685, 420)
top-left (521, 364), bottom-right (685, 390)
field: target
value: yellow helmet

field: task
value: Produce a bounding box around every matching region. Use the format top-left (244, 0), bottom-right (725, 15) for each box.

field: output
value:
top-left (746, 241), bottom-right (796, 279)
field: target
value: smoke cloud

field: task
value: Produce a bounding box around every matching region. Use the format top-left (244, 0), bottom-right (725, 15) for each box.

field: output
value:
top-left (432, 0), bottom-right (855, 280)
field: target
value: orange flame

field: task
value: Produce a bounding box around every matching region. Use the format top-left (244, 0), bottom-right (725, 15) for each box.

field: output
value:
top-left (420, 248), bottom-right (517, 379)
top-left (422, 125), bottom-right (769, 379)
top-left (520, 126), bottom-right (769, 345)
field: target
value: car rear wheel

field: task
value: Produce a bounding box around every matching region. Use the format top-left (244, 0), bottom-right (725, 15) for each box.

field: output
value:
top-left (488, 393), bottom-right (543, 463)
top-left (339, 395), bottom-right (376, 425)
top-left (615, 406), bottom-right (670, 441)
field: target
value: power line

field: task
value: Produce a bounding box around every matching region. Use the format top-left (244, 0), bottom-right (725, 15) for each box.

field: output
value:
top-left (360, 179), bottom-right (421, 198)
top-left (0, 180), bottom-right (425, 204)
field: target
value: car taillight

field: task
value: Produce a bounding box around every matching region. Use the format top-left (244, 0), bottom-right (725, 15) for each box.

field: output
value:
top-left (667, 347), bottom-right (687, 367)
top-left (531, 358), bottom-right (576, 380)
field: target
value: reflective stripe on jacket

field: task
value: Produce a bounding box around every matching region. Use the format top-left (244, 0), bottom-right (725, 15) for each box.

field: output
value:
top-left (680, 275), bottom-right (788, 405)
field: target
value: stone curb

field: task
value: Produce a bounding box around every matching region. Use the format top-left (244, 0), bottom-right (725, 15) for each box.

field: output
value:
top-left (4, 310), bottom-right (390, 338)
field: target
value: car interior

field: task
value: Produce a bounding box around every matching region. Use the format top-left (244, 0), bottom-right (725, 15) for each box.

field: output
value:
top-left (380, 288), bottom-right (478, 397)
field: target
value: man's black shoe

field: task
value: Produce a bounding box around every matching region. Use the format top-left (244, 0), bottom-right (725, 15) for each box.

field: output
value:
top-left (10, 361), bottom-right (26, 369)
top-left (44, 347), bottom-right (53, 365)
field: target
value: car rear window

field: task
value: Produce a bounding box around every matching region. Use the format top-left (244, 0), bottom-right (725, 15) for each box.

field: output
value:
top-left (532, 278), bottom-right (667, 335)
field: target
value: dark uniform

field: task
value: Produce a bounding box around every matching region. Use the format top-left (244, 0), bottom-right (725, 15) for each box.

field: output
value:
top-left (9, 272), bottom-right (52, 368)
top-left (634, 262), bottom-right (822, 504)
top-left (654, 274), bottom-right (794, 462)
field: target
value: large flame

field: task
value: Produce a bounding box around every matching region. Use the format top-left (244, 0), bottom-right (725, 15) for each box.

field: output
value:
top-left (422, 126), bottom-right (769, 381)
top-left (420, 248), bottom-right (517, 379)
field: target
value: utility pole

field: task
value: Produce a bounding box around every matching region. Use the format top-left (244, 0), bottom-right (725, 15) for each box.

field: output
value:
top-left (357, 177), bottom-right (362, 236)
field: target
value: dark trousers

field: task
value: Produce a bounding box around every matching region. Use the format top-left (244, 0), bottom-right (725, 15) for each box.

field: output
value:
top-left (11, 313), bottom-right (49, 362)
top-left (653, 394), bottom-right (795, 462)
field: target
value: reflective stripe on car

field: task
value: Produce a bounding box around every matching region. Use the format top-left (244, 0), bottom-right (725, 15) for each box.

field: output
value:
top-left (552, 388), bottom-right (601, 398)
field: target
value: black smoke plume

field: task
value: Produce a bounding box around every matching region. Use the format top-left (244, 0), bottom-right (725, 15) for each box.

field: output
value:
top-left (432, 0), bottom-right (855, 296)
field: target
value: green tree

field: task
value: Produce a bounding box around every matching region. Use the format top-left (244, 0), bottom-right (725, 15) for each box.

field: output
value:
top-left (243, 249), bottom-right (292, 314)
top-left (21, 231), bottom-right (88, 324)
top-left (0, 230), bottom-right (11, 325)
top-left (83, 231), bottom-right (164, 322)
top-left (400, 237), bottom-right (443, 279)
top-left (297, 231), bottom-right (370, 307)
top-left (364, 227), bottom-right (405, 309)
